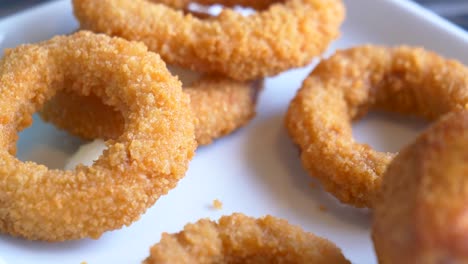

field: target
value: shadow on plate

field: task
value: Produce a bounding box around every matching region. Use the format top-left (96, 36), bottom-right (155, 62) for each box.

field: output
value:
top-left (0, 229), bottom-right (120, 253)
top-left (16, 115), bottom-right (84, 169)
top-left (353, 111), bottom-right (427, 153)
top-left (243, 112), bottom-right (371, 230)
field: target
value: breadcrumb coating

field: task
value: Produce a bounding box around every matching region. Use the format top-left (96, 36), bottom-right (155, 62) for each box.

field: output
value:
top-left (143, 213), bottom-right (350, 263)
top-left (40, 76), bottom-right (262, 145)
top-left (0, 31), bottom-right (196, 241)
top-left (373, 111), bottom-right (468, 264)
top-left (285, 46), bottom-right (468, 208)
top-left (73, 0), bottom-right (345, 81)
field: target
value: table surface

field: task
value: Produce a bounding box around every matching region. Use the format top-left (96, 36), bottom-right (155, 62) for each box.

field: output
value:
top-left (0, 0), bottom-right (468, 30)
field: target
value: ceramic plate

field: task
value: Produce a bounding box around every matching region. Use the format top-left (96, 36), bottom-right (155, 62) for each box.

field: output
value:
top-left (0, 0), bottom-right (467, 263)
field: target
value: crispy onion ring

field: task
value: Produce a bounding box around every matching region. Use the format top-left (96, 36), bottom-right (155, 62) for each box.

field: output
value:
top-left (144, 213), bottom-right (350, 263)
top-left (40, 76), bottom-right (262, 145)
top-left (72, 0), bottom-right (345, 81)
top-left (372, 111), bottom-right (468, 263)
top-left (0, 31), bottom-right (196, 241)
top-left (285, 46), bottom-right (468, 208)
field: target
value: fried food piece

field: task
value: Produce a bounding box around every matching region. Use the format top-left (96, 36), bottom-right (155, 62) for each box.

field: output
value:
top-left (73, 0), bottom-right (345, 81)
top-left (40, 76), bottom-right (262, 145)
top-left (144, 213), bottom-right (350, 263)
top-left (0, 31), bottom-right (196, 241)
top-left (285, 46), bottom-right (468, 208)
top-left (372, 111), bottom-right (468, 264)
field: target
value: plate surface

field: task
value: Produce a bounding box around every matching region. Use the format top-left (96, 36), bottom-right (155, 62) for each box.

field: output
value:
top-left (0, 0), bottom-right (467, 263)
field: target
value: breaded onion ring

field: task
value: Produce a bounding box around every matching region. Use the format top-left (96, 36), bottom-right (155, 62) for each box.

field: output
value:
top-left (72, 0), bottom-right (345, 81)
top-left (372, 111), bottom-right (468, 264)
top-left (144, 213), bottom-right (350, 263)
top-left (40, 76), bottom-right (262, 145)
top-left (0, 31), bottom-right (196, 241)
top-left (285, 46), bottom-right (468, 208)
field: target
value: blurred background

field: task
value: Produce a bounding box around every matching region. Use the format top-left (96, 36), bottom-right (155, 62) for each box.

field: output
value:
top-left (0, 0), bottom-right (467, 30)
top-left (417, 0), bottom-right (468, 29)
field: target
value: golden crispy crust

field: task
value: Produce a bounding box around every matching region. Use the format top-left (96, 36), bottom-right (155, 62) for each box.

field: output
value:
top-left (40, 76), bottom-right (262, 146)
top-left (188, 78), bottom-right (262, 145)
top-left (372, 111), bottom-right (468, 264)
top-left (0, 31), bottom-right (196, 241)
top-left (72, 0), bottom-right (345, 81)
top-left (144, 213), bottom-right (350, 264)
top-left (285, 46), bottom-right (468, 208)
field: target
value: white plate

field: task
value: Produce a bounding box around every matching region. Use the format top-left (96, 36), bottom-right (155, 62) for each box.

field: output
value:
top-left (0, 1), bottom-right (467, 263)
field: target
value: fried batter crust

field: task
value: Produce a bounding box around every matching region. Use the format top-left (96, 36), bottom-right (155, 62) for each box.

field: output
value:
top-left (73, 0), bottom-right (345, 81)
top-left (285, 46), bottom-right (468, 208)
top-left (40, 76), bottom-right (262, 145)
top-left (144, 213), bottom-right (350, 264)
top-left (372, 111), bottom-right (468, 264)
top-left (0, 31), bottom-right (196, 241)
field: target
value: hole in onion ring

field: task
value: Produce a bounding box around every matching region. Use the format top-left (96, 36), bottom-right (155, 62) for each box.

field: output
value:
top-left (16, 115), bottom-right (85, 170)
top-left (39, 63), bottom-right (261, 158)
top-left (352, 111), bottom-right (428, 153)
top-left (166, 65), bottom-right (202, 86)
top-left (65, 139), bottom-right (107, 170)
top-left (185, 3), bottom-right (257, 17)
top-left (156, 1), bottom-right (287, 19)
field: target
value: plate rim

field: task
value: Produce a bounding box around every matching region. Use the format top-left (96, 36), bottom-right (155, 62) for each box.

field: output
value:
top-left (0, 0), bottom-right (467, 43)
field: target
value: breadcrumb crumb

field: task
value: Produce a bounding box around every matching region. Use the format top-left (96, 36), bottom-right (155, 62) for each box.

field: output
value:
top-left (319, 205), bottom-right (328, 212)
top-left (212, 199), bottom-right (223, 210)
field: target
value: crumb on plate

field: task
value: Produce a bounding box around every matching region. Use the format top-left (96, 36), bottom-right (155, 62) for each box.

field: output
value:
top-left (319, 205), bottom-right (328, 212)
top-left (212, 199), bottom-right (223, 210)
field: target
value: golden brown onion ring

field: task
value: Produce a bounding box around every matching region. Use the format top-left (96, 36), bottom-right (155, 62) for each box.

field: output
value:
top-left (144, 213), bottom-right (350, 263)
top-left (285, 45), bottom-right (468, 208)
top-left (40, 76), bottom-right (262, 145)
top-left (0, 31), bottom-right (196, 241)
top-left (73, 0), bottom-right (345, 81)
top-left (372, 110), bottom-right (468, 264)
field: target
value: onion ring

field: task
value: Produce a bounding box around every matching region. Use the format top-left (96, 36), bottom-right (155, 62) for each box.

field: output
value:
top-left (285, 46), bottom-right (468, 208)
top-left (372, 110), bottom-right (468, 263)
top-left (0, 31), bottom-right (196, 241)
top-left (40, 75), bottom-right (262, 145)
top-left (143, 213), bottom-right (350, 263)
top-left (72, 0), bottom-right (345, 81)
